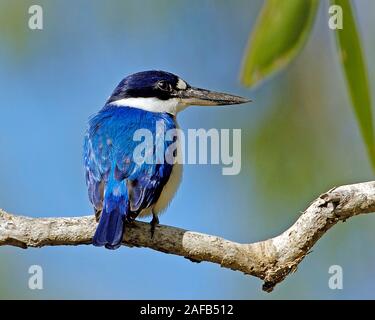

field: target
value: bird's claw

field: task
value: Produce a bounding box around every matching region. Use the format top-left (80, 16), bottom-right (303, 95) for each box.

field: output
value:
top-left (94, 209), bottom-right (102, 222)
top-left (150, 214), bottom-right (159, 239)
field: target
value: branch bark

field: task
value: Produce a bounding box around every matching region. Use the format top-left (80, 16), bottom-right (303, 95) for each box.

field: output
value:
top-left (1, 181), bottom-right (375, 292)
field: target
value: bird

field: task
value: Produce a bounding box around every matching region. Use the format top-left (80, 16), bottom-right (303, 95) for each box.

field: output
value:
top-left (83, 70), bottom-right (249, 249)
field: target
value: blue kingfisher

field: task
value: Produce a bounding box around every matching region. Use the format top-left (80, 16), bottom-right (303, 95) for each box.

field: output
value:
top-left (83, 70), bottom-right (249, 249)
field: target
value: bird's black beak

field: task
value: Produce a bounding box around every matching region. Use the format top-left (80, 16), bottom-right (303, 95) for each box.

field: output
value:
top-left (176, 87), bottom-right (251, 106)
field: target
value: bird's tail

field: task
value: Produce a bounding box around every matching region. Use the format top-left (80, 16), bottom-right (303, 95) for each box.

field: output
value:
top-left (93, 179), bottom-right (128, 250)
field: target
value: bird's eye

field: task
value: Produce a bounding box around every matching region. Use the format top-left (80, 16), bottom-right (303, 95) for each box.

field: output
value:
top-left (157, 81), bottom-right (172, 92)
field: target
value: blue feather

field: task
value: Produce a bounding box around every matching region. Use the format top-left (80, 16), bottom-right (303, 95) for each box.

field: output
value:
top-left (93, 177), bottom-right (128, 249)
top-left (84, 106), bottom-right (176, 249)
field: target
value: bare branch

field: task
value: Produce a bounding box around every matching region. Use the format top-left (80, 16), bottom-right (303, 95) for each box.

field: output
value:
top-left (1, 181), bottom-right (375, 292)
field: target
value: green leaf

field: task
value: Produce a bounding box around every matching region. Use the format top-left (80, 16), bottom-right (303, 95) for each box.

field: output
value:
top-left (241, 0), bottom-right (319, 87)
top-left (332, 0), bottom-right (375, 170)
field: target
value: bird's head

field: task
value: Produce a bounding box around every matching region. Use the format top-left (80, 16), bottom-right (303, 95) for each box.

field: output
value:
top-left (106, 70), bottom-right (250, 115)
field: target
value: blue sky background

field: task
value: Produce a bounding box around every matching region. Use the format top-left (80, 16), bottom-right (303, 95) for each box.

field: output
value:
top-left (0, 0), bottom-right (375, 299)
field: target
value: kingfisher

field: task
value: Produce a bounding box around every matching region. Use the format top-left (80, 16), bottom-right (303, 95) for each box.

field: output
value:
top-left (84, 70), bottom-right (249, 249)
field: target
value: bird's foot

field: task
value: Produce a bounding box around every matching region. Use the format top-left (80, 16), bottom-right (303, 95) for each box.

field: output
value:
top-left (150, 214), bottom-right (159, 239)
top-left (125, 212), bottom-right (138, 225)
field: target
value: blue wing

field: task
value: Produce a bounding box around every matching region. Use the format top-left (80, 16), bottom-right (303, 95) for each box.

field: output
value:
top-left (84, 106), bottom-right (176, 249)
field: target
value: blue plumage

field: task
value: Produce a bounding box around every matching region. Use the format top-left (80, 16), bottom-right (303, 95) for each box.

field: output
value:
top-left (84, 106), bottom-right (176, 249)
top-left (93, 178), bottom-right (129, 249)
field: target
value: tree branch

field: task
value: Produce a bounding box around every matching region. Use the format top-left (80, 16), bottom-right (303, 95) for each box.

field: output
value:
top-left (1, 181), bottom-right (375, 292)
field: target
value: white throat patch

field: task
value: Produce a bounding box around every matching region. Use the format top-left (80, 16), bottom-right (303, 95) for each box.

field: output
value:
top-left (108, 97), bottom-right (187, 115)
